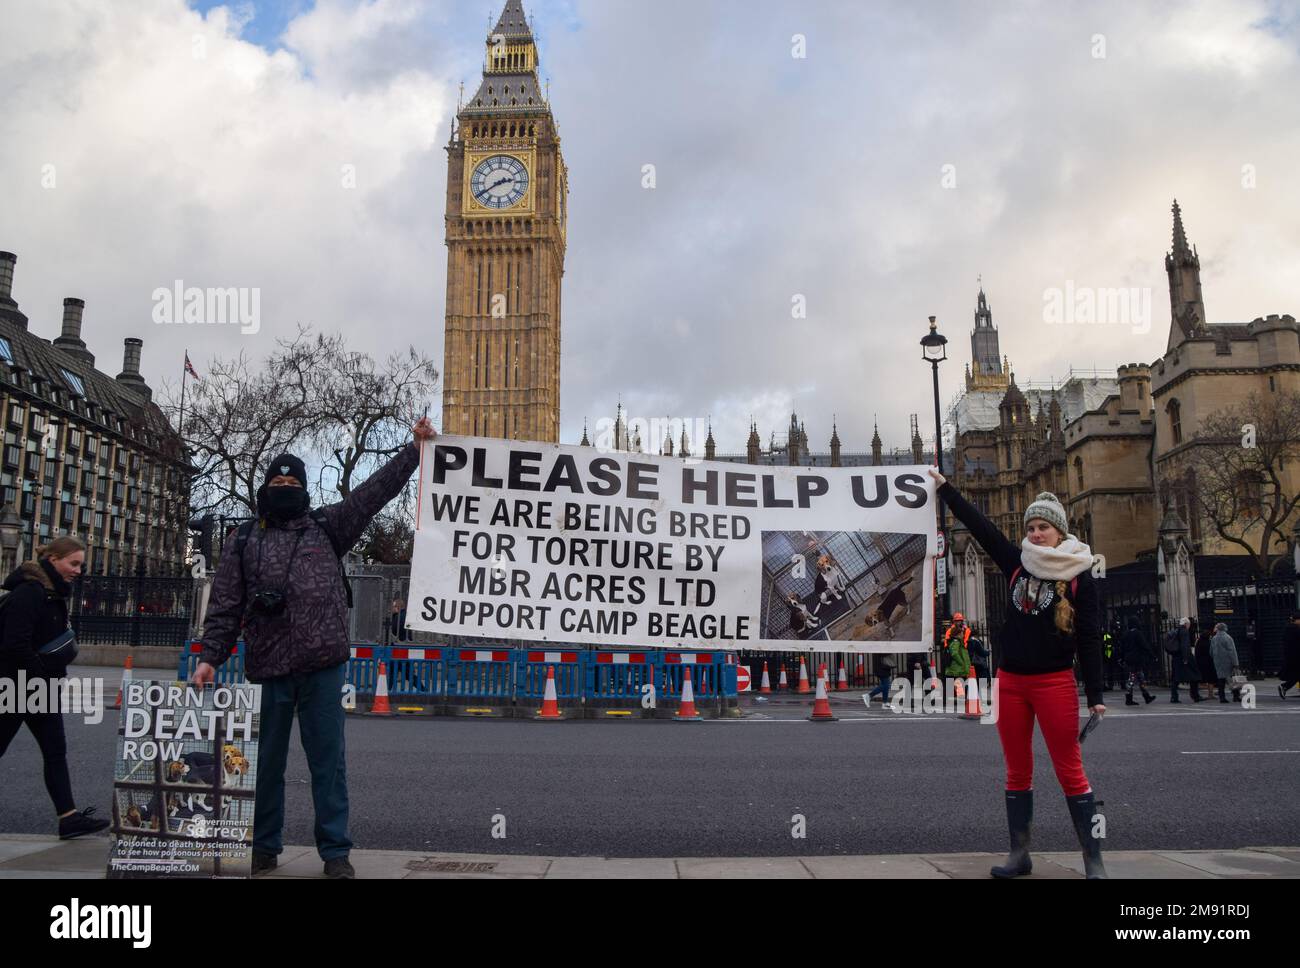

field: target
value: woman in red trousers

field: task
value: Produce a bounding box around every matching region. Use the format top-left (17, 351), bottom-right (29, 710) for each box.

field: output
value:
top-left (930, 469), bottom-right (1107, 879)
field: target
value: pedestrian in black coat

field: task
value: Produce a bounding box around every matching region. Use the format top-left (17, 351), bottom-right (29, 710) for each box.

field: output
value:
top-left (0, 537), bottom-right (109, 839)
top-left (1120, 620), bottom-right (1156, 705)
top-left (1167, 618), bottom-right (1203, 703)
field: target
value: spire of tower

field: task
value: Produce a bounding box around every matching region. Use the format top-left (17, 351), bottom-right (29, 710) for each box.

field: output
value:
top-left (1170, 198), bottom-right (1191, 259)
top-left (491, 0), bottom-right (533, 41)
top-left (580, 418), bottom-right (590, 447)
top-left (1165, 198), bottom-right (1207, 349)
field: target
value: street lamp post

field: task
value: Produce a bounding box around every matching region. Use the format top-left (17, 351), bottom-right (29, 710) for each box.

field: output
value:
top-left (921, 316), bottom-right (949, 653)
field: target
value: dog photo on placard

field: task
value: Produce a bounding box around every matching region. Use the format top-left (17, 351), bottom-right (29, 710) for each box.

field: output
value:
top-left (759, 530), bottom-right (927, 642)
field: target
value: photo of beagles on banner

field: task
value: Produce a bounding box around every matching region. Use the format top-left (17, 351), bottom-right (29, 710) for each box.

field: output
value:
top-left (762, 530), bottom-right (927, 643)
top-left (107, 680), bottom-right (261, 879)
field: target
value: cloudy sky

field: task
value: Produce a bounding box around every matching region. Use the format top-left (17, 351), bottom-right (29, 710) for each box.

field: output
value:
top-left (1, 0), bottom-right (1298, 456)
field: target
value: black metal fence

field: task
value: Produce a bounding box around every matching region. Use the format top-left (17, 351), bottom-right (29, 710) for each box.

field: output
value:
top-left (70, 576), bottom-right (196, 648)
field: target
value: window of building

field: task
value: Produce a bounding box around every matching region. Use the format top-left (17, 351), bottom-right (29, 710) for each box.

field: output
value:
top-left (60, 369), bottom-right (86, 396)
top-left (1167, 399), bottom-right (1182, 445)
top-left (1074, 457), bottom-right (1084, 490)
top-left (0, 337), bottom-right (12, 363)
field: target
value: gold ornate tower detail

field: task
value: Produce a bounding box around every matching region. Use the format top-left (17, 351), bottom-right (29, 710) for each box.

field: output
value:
top-left (442, 0), bottom-right (568, 442)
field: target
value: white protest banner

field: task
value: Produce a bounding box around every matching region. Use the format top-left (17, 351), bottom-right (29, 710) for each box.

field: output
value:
top-left (407, 435), bottom-right (937, 653)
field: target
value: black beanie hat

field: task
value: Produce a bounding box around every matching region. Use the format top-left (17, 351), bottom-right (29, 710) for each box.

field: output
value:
top-left (263, 454), bottom-right (307, 489)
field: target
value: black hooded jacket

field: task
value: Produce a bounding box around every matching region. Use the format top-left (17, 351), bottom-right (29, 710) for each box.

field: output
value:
top-left (0, 558), bottom-right (73, 680)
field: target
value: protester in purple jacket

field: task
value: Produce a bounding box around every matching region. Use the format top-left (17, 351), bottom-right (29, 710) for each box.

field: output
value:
top-left (193, 417), bottom-right (435, 878)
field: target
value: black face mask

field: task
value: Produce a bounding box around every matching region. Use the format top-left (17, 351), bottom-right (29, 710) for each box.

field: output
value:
top-left (266, 485), bottom-right (310, 520)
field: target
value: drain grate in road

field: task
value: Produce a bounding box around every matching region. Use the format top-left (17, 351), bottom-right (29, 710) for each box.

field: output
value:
top-left (406, 859), bottom-right (498, 874)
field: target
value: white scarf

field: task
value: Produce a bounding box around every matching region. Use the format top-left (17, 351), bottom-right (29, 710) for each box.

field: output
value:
top-left (1019, 535), bottom-right (1095, 581)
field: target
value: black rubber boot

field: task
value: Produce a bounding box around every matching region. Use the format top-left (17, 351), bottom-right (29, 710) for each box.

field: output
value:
top-left (1142, 690), bottom-right (1156, 704)
top-left (1124, 692), bottom-right (1138, 706)
top-left (1065, 792), bottom-right (1108, 879)
top-left (990, 790), bottom-right (1033, 878)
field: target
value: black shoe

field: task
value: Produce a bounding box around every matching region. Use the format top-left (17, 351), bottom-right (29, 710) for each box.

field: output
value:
top-left (1065, 792), bottom-right (1108, 879)
top-left (324, 857), bottom-right (356, 879)
top-left (1219, 698), bottom-right (1230, 704)
top-left (990, 790), bottom-right (1033, 878)
top-left (1142, 692), bottom-right (1156, 704)
top-left (251, 852), bottom-right (278, 877)
top-left (58, 807), bottom-right (110, 840)
top-left (1169, 697), bottom-right (1181, 703)
top-left (1125, 694), bottom-right (1138, 706)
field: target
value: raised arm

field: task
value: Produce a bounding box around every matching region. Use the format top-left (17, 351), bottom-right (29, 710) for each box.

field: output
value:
top-left (927, 469), bottom-right (1020, 577)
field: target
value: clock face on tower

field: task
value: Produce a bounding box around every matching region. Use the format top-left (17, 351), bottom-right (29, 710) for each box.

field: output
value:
top-left (470, 154), bottom-right (529, 210)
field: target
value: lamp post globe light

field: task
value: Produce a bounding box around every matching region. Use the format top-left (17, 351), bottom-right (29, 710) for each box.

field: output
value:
top-left (921, 316), bottom-right (950, 651)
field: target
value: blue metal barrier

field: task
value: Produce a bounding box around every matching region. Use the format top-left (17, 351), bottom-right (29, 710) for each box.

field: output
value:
top-left (658, 651), bottom-right (729, 700)
top-left (346, 645), bottom-right (383, 698)
top-left (445, 648), bottom-right (515, 714)
top-left (173, 642), bottom-right (738, 716)
top-left (587, 651), bottom-right (656, 717)
top-left (386, 646), bottom-right (448, 698)
top-left (177, 641), bottom-right (245, 684)
top-left (516, 650), bottom-right (584, 701)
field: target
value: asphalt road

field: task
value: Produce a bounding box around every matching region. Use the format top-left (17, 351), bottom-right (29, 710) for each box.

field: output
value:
top-left (3, 669), bottom-right (1298, 858)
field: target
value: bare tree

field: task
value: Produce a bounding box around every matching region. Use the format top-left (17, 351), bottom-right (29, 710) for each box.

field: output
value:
top-left (1185, 390), bottom-right (1300, 575)
top-left (159, 327), bottom-right (439, 559)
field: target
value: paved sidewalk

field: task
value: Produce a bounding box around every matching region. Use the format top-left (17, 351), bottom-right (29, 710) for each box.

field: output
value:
top-left (2, 835), bottom-right (1297, 878)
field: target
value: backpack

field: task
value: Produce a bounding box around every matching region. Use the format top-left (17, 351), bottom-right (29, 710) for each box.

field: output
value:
top-left (235, 509), bottom-right (353, 608)
top-left (1163, 630), bottom-right (1182, 656)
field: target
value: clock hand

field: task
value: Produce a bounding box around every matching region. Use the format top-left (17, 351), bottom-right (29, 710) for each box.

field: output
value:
top-left (475, 176), bottom-right (515, 200)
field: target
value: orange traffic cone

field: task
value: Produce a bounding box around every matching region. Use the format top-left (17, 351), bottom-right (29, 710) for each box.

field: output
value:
top-left (537, 665), bottom-right (564, 720)
top-left (836, 661), bottom-right (849, 691)
top-left (964, 674), bottom-right (983, 719)
top-left (675, 666), bottom-right (702, 721)
top-left (112, 655), bottom-right (134, 711)
top-left (778, 666), bottom-right (789, 691)
top-left (370, 661), bottom-right (393, 716)
top-left (760, 661), bottom-right (772, 694)
top-left (796, 657), bottom-right (812, 694)
top-left (809, 664), bottom-right (836, 722)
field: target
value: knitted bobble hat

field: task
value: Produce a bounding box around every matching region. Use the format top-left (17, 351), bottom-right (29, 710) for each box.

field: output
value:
top-left (1024, 491), bottom-right (1068, 536)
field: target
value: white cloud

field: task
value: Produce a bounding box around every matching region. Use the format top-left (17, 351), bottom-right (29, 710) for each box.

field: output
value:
top-left (1, 0), bottom-right (1297, 457)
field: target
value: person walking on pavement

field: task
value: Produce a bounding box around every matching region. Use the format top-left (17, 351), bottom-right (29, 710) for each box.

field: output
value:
top-left (930, 470), bottom-right (1108, 879)
top-left (1209, 623), bottom-right (1241, 704)
top-left (0, 537), bottom-right (110, 840)
top-left (942, 612), bottom-right (973, 697)
top-left (1194, 622), bottom-right (1216, 701)
top-left (1278, 613), bottom-right (1300, 700)
top-left (867, 653), bottom-right (896, 706)
top-left (1166, 617), bottom-right (1203, 703)
top-left (193, 417), bottom-right (437, 879)
top-left (1120, 618), bottom-right (1157, 706)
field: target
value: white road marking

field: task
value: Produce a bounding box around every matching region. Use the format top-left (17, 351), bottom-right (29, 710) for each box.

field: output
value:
top-left (1180, 750), bottom-right (1300, 755)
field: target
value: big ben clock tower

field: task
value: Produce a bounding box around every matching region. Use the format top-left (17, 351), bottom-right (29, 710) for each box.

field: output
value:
top-left (442, 0), bottom-right (568, 443)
